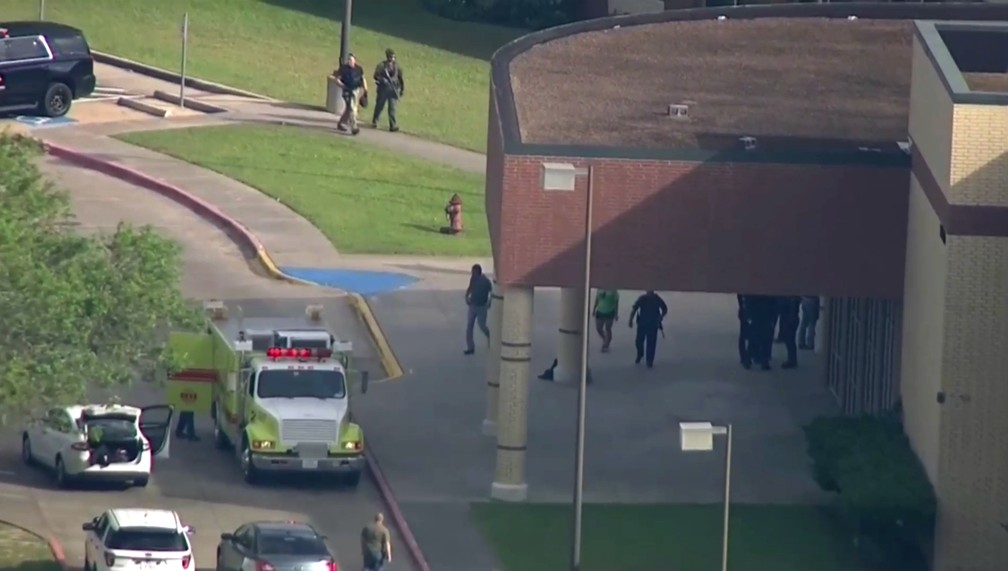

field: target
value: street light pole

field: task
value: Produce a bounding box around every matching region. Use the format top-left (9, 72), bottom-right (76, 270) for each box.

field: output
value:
top-left (679, 421), bottom-right (733, 571)
top-left (721, 424), bottom-right (733, 571)
top-left (339, 0), bottom-right (353, 65)
top-left (570, 165), bottom-right (594, 571)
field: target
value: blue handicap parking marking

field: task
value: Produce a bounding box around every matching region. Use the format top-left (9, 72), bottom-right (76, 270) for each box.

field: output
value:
top-left (14, 115), bottom-right (78, 129)
top-left (280, 268), bottom-right (419, 296)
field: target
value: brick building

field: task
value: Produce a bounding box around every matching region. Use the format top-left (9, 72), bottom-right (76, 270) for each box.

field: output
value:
top-left (481, 4), bottom-right (1008, 570)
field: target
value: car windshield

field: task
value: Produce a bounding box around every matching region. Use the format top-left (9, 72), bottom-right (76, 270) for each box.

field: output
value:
top-left (85, 417), bottom-right (138, 440)
top-left (258, 533), bottom-right (329, 556)
top-left (257, 369), bottom-right (346, 399)
top-left (106, 528), bottom-right (188, 552)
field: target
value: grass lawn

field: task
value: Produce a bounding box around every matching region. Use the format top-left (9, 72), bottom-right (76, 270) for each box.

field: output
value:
top-left (0, 523), bottom-right (60, 571)
top-left (118, 124), bottom-right (489, 256)
top-left (5, 0), bottom-right (522, 152)
top-left (471, 503), bottom-right (865, 571)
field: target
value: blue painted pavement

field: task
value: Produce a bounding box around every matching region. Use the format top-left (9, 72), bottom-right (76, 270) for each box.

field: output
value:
top-left (280, 268), bottom-right (418, 296)
top-left (13, 115), bottom-right (78, 129)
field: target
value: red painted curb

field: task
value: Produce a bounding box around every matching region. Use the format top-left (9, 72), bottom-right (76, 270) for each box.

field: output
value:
top-left (43, 143), bottom-right (268, 260)
top-left (47, 535), bottom-right (69, 571)
top-left (365, 449), bottom-right (432, 571)
top-left (43, 141), bottom-right (433, 571)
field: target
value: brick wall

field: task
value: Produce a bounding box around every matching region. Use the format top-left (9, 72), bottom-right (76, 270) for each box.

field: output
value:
top-left (951, 104), bottom-right (1008, 206)
top-left (486, 87), bottom-right (505, 264)
top-left (496, 154), bottom-right (909, 298)
top-left (909, 36), bottom-right (954, 192)
top-left (933, 233), bottom-right (1008, 571)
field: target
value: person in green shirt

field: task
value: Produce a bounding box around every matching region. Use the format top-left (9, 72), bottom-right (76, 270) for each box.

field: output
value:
top-left (593, 289), bottom-right (620, 352)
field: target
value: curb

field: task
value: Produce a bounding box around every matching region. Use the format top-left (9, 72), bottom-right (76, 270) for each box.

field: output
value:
top-left (152, 90), bottom-right (229, 114)
top-left (92, 50), bottom-right (276, 102)
top-left (41, 142), bottom-right (405, 382)
top-left (347, 293), bottom-right (406, 381)
top-left (41, 142), bottom-right (424, 571)
top-left (117, 96), bottom-right (172, 118)
top-left (0, 518), bottom-right (69, 571)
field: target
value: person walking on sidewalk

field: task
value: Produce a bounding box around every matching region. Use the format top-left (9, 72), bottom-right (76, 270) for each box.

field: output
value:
top-left (372, 48), bottom-right (404, 132)
top-left (361, 512), bottom-right (392, 571)
top-left (334, 53), bottom-right (367, 135)
top-left (463, 264), bottom-right (492, 355)
top-left (594, 289), bottom-right (619, 352)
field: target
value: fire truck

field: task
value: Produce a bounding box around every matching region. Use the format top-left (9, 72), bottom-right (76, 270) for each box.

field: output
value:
top-left (168, 301), bottom-right (369, 486)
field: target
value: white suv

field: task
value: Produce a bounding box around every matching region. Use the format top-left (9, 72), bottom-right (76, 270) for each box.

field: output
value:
top-left (21, 404), bottom-right (174, 488)
top-left (83, 509), bottom-right (195, 571)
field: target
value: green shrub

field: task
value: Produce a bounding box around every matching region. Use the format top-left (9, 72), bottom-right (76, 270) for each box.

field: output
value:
top-left (803, 414), bottom-right (935, 570)
top-left (420, 0), bottom-right (575, 30)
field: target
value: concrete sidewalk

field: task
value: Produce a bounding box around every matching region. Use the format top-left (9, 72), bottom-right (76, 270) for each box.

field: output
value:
top-left (89, 62), bottom-right (487, 175)
top-left (36, 128), bottom-right (341, 268)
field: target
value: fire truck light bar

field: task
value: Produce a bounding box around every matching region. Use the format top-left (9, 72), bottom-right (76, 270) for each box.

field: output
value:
top-left (265, 347), bottom-right (333, 360)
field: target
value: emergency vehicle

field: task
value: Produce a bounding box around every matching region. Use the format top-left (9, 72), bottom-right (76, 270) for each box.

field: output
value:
top-left (168, 301), bottom-right (368, 486)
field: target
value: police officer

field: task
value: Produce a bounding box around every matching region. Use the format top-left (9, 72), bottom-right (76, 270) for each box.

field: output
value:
top-left (777, 296), bottom-right (801, 369)
top-left (629, 290), bottom-right (668, 368)
top-left (737, 294), bottom-right (752, 370)
top-left (175, 411), bottom-right (198, 441)
top-left (372, 48), bottom-right (404, 132)
top-left (744, 295), bottom-right (776, 371)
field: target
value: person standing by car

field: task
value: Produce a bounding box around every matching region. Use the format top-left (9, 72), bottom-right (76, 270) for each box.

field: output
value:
top-left (361, 512), bottom-right (392, 571)
top-left (334, 53), bottom-right (367, 135)
top-left (372, 48), bottom-right (404, 132)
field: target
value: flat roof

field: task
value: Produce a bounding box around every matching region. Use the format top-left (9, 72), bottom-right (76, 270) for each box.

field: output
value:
top-left (508, 18), bottom-right (914, 152)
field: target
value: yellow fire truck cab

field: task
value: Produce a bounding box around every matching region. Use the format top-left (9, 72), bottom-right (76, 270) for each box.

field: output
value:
top-left (168, 301), bottom-right (369, 486)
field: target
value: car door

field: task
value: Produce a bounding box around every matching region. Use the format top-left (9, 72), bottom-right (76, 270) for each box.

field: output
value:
top-left (234, 526), bottom-right (258, 571)
top-left (84, 513), bottom-right (110, 565)
top-left (35, 409), bottom-right (69, 466)
top-left (219, 525), bottom-right (249, 571)
top-left (139, 405), bottom-right (174, 460)
top-left (0, 36), bottom-right (51, 106)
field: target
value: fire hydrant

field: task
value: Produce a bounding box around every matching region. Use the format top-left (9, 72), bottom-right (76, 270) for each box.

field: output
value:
top-left (441, 193), bottom-right (463, 235)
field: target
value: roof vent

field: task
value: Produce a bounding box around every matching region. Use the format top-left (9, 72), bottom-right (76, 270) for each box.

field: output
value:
top-left (858, 146), bottom-right (882, 153)
top-left (897, 140), bottom-right (912, 155)
top-left (717, 15), bottom-right (727, 21)
top-left (668, 104), bottom-right (689, 119)
top-left (739, 136), bottom-right (757, 151)
top-left (847, 15), bottom-right (858, 21)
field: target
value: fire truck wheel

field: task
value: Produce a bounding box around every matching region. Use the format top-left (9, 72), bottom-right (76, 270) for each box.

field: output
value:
top-left (240, 438), bottom-right (259, 484)
top-left (213, 407), bottom-right (229, 450)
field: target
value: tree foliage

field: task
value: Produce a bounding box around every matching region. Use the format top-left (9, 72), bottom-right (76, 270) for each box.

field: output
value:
top-left (0, 133), bottom-right (200, 420)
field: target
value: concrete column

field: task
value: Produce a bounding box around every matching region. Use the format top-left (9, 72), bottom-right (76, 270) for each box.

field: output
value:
top-left (491, 285), bottom-right (534, 502)
top-left (482, 280), bottom-right (503, 436)
top-left (553, 287), bottom-right (585, 383)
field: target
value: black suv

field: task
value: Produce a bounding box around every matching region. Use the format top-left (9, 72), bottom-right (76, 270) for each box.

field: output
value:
top-left (0, 22), bottom-right (96, 117)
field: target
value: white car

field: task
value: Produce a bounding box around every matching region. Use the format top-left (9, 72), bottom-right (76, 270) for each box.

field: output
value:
top-left (83, 508), bottom-right (195, 571)
top-left (21, 404), bottom-right (174, 488)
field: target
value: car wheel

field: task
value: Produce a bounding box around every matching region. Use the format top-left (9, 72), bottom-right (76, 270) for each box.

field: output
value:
top-left (213, 406), bottom-right (229, 450)
top-left (240, 438), bottom-right (259, 484)
top-left (54, 457), bottom-right (72, 489)
top-left (41, 82), bottom-right (73, 118)
top-left (21, 435), bottom-right (34, 466)
top-left (134, 476), bottom-right (149, 488)
top-left (343, 470), bottom-right (362, 488)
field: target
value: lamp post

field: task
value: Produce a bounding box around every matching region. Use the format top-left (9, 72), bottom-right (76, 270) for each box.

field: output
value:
top-left (679, 421), bottom-right (733, 571)
top-left (339, 0), bottom-right (353, 65)
top-left (539, 161), bottom-right (594, 571)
